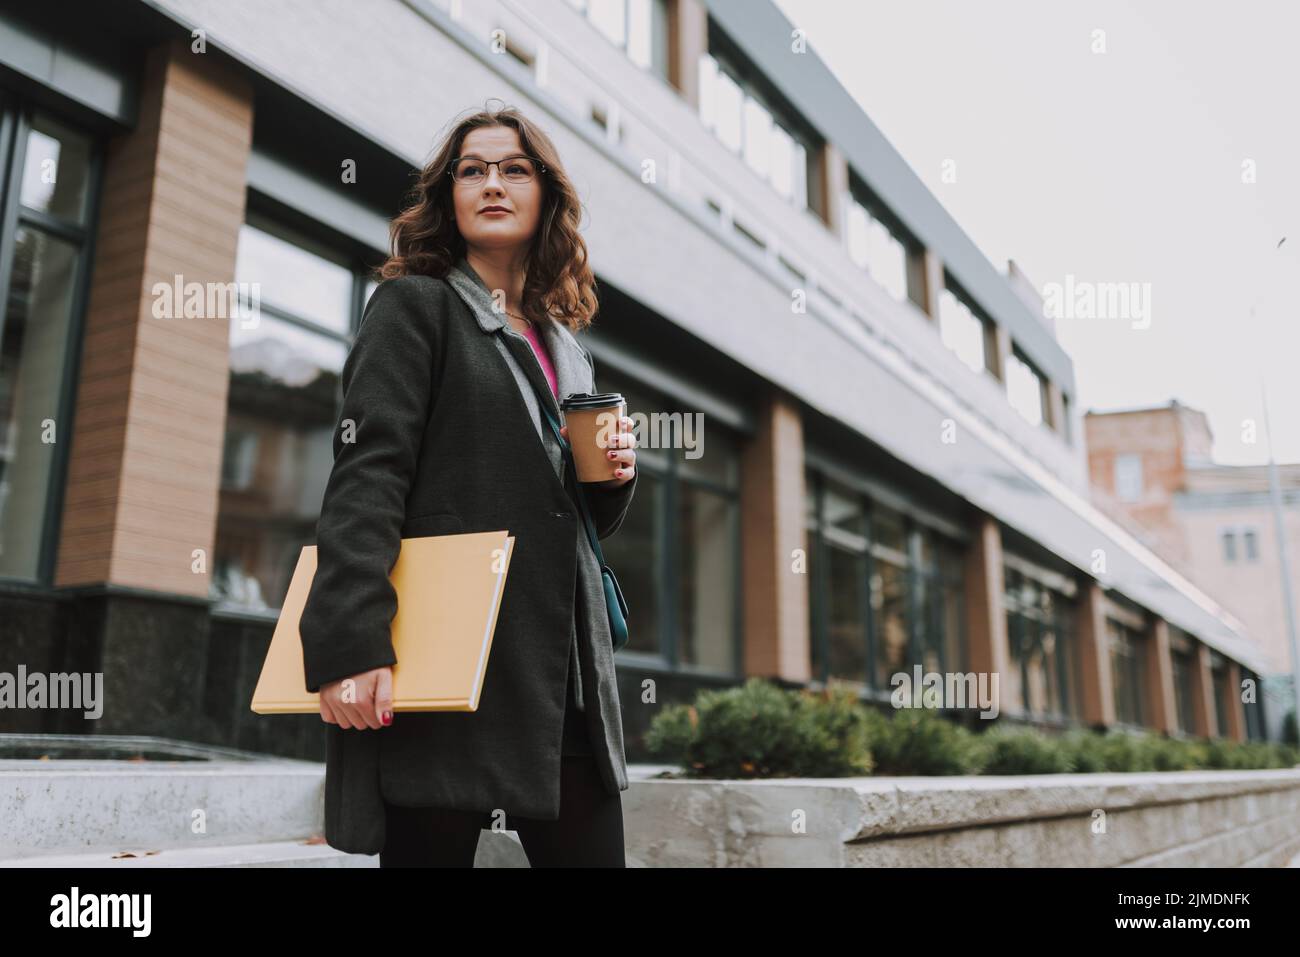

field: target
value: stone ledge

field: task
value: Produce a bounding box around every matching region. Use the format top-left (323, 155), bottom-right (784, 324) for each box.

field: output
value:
top-left (623, 767), bottom-right (1300, 867)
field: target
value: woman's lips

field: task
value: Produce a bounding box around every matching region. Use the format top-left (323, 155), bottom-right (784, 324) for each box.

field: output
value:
top-left (480, 208), bottom-right (511, 215)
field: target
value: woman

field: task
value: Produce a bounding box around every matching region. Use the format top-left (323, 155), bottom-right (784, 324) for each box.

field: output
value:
top-left (297, 104), bottom-right (638, 867)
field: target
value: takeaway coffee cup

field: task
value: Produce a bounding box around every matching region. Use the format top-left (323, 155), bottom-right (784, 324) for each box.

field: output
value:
top-left (562, 392), bottom-right (626, 482)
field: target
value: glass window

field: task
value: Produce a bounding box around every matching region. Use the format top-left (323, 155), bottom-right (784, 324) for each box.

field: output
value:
top-left (233, 222), bottom-right (354, 335)
top-left (806, 471), bottom-right (967, 700)
top-left (211, 218), bottom-right (370, 611)
top-left (1241, 667), bottom-right (1264, 740)
top-left (711, 63), bottom-right (743, 153)
top-left (1243, 528), bottom-right (1258, 562)
top-left (1004, 564), bottom-right (1078, 719)
top-left (1171, 647), bottom-right (1196, 734)
top-left (939, 287), bottom-right (988, 375)
top-left (588, 0), bottom-right (626, 45)
top-left (698, 45), bottom-right (816, 210)
top-left (677, 482), bottom-right (737, 672)
top-left (20, 113), bottom-right (91, 224)
top-left (742, 97), bottom-right (772, 181)
top-left (1115, 453), bottom-right (1143, 502)
top-left (600, 373), bottom-right (741, 675)
top-left (0, 229), bottom-right (81, 579)
top-left (0, 108), bottom-right (98, 582)
top-left (769, 123), bottom-right (796, 202)
top-left (579, 0), bottom-right (669, 78)
top-left (1007, 350), bottom-right (1046, 427)
top-left (1221, 529), bottom-right (1237, 563)
top-left (1107, 618), bottom-right (1146, 727)
top-left (821, 480), bottom-right (869, 691)
top-left (609, 466), bottom-right (663, 658)
top-left (847, 202), bottom-right (908, 302)
top-left (1211, 663), bottom-right (1229, 737)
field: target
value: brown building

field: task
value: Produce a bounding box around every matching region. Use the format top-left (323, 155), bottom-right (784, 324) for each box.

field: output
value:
top-left (1087, 400), bottom-right (1299, 736)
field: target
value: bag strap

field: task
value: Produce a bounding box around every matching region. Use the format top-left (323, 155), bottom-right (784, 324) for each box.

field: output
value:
top-left (498, 329), bottom-right (610, 566)
top-left (538, 402), bottom-right (610, 568)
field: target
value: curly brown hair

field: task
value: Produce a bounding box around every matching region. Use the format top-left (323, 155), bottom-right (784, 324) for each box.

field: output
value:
top-left (375, 102), bottom-right (598, 332)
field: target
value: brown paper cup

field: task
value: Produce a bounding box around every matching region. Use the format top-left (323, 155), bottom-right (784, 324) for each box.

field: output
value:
top-left (562, 393), bottom-right (626, 482)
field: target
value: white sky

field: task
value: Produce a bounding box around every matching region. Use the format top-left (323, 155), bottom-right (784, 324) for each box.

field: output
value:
top-left (772, 0), bottom-right (1300, 466)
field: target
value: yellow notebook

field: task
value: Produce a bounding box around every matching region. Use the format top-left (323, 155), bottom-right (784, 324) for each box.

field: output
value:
top-left (250, 530), bottom-right (515, 715)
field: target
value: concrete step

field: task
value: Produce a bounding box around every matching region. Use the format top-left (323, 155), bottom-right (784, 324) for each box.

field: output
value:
top-left (0, 734), bottom-right (327, 860)
top-left (0, 839), bottom-right (376, 868)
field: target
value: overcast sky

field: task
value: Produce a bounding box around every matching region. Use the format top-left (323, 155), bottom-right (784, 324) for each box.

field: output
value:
top-left (772, 0), bottom-right (1300, 466)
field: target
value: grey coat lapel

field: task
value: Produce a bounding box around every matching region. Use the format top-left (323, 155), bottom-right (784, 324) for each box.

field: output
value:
top-left (443, 256), bottom-right (602, 715)
top-left (444, 257), bottom-right (596, 474)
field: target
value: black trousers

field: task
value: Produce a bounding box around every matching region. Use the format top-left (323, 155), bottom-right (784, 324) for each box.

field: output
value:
top-left (379, 753), bottom-right (626, 867)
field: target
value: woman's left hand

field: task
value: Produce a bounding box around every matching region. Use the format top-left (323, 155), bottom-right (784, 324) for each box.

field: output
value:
top-left (560, 414), bottom-right (636, 487)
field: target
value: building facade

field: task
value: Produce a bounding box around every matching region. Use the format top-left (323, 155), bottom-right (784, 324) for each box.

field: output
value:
top-left (0, 0), bottom-right (1272, 755)
top-left (1087, 400), bottom-right (1299, 737)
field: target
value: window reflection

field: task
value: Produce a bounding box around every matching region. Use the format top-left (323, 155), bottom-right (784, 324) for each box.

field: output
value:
top-left (20, 114), bottom-right (91, 223)
top-left (1107, 618), bottom-right (1146, 726)
top-left (211, 220), bottom-right (364, 610)
top-left (848, 202), bottom-right (908, 302)
top-left (233, 222), bottom-right (354, 335)
top-left (0, 228), bottom-right (80, 579)
top-left (600, 372), bottom-right (740, 673)
top-left (573, 0), bottom-right (669, 78)
top-left (1007, 350), bottom-right (1046, 427)
top-left (1171, 641), bottom-right (1196, 734)
top-left (806, 471), bottom-right (967, 699)
top-left (1004, 564), bottom-right (1078, 719)
top-left (939, 287), bottom-right (988, 375)
top-left (698, 51), bottom-right (812, 209)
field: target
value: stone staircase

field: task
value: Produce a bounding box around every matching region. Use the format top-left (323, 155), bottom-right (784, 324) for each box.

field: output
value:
top-left (0, 733), bottom-right (375, 868)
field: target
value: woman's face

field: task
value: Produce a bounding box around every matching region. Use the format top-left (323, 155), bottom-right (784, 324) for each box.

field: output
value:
top-left (451, 126), bottom-right (544, 258)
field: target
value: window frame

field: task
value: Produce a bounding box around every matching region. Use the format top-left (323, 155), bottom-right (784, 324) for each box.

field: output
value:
top-left (805, 468), bottom-right (968, 704)
top-left (939, 272), bottom-right (1001, 382)
top-left (209, 204), bottom-right (384, 616)
top-left (600, 366), bottom-right (744, 680)
top-left (846, 170), bottom-right (925, 310)
top-left (1106, 616), bottom-right (1147, 729)
top-left (1003, 560), bottom-right (1081, 722)
top-left (1114, 452), bottom-right (1144, 502)
top-left (702, 19), bottom-right (823, 214)
top-left (0, 96), bottom-right (104, 586)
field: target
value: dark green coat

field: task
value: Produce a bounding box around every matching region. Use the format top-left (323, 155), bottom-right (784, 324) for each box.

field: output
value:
top-left (298, 260), bottom-right (637, 855)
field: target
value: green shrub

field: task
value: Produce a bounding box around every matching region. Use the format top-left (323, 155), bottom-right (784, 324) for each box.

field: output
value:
top-left (1141, 735), bottom-right (1202, 771)
top-left (1060, 728), bottom-right (1109, 772)
top-left (641, 698), bottom-right (696, 766)
top-left (645, 678), bottom-right (1300, 779)
top-left (974, 726), bottom-right (1073, 774)
top-left (863, 707), bottom-right (982, 775)
top-left (644, 677), bottom-right (873, 778)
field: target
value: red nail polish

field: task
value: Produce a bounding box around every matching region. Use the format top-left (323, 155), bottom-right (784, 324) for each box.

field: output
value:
top-left (382, 711), bottom-right (392, 725)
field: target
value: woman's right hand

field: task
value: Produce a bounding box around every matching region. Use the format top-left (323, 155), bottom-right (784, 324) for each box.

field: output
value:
top-left (319, 666), bottom-right (394, 729)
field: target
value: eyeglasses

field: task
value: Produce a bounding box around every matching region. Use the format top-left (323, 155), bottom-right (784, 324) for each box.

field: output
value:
top-left (449, 154), bottom-right (545, 185)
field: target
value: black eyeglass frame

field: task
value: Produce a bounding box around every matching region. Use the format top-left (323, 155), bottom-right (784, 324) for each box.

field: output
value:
top-left (447, 154), bottom-right (548, 184)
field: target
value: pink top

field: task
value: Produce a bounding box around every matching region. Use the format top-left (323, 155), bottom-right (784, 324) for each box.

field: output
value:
top-left (520, 320), bottom-right (559, 401)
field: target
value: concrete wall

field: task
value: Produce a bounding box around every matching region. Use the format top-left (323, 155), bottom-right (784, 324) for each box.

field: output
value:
top-left (622, 766), bottom-right (1300, 867)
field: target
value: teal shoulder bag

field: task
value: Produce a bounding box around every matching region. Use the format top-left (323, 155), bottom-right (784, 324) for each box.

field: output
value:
top-left (537, 396), bottom-right (631, 653)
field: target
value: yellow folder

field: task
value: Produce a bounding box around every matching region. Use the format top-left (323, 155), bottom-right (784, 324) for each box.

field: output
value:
top-left (250, 530), bottom-right (515, 715)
